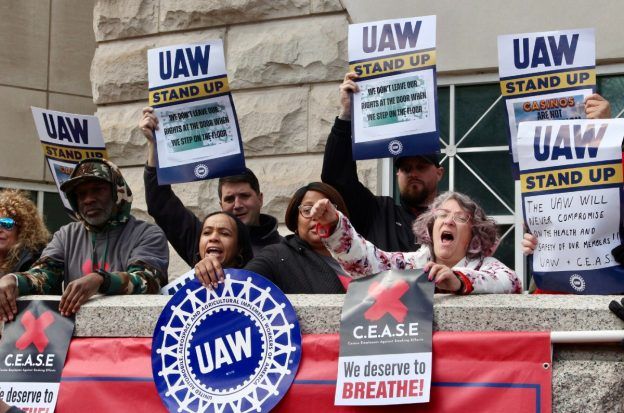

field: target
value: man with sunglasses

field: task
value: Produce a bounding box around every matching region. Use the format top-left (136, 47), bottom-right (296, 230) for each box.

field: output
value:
top-left (0, 158), bottom-right (169, 321)
top-left (322, 72), bottom-right (444, 253)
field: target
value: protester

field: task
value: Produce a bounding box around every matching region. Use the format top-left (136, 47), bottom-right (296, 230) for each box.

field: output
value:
top-left (193, 211), bottom-right (253, 288)
top-left (140, 107), bottom-right (282, 262)
top-left (322, 72), bottom-right (444, 253)
top-left (311, 191), bottom-right (521, 294)
top-left (0, 190), bottom-right (50, 276)
top-left (0, 158), bottom-right (169, 321)
top-left (192, 182), bottom-right (350, 293)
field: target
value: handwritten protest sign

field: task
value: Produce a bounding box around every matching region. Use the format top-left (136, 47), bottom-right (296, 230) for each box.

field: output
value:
top-left (31, 107), bottom-right (108, 212)
top-left (349, 16), bottom-right (440, 160)
top-left (498, 28), bottom-right (596, 175)
top-left (148, 40), bottom-right (245, 184)
top-left (518, 119), bottom-right (624, 294)
top-left (335, 269), bottom-right (433, 405)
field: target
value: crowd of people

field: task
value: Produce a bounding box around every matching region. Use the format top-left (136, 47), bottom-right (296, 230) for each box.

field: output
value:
top-left (0, 72), bottom-right (619, 323)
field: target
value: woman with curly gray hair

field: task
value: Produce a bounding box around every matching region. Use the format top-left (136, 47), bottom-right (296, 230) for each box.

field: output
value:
top-left (310, 191), bottom-right (521, 294)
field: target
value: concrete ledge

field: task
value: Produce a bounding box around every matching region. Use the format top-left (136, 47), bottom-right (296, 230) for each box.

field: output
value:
top-left (16, 294), bottom-right (624, 412)
top-left (21, 293), bottom-right (624, 337)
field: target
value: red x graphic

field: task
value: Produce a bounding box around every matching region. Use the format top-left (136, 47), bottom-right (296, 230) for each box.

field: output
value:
top-left (364, 279), bottom-right (409, 322)
top-left (15, 310), bottom-right (55, 353)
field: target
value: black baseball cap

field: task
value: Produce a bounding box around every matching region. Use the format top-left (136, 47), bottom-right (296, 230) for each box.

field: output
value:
top-left (395, 153), bottom-right (440, 169)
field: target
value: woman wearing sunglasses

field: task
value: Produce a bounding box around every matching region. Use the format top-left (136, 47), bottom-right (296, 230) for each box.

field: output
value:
top-left (310, 191), bottom-right (521, 294)
top-left (0, 190), bottom-right (50, 276)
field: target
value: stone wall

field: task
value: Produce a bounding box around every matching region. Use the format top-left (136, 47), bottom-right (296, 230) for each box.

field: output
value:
top-left (91, 0), bottom-right (378, 276)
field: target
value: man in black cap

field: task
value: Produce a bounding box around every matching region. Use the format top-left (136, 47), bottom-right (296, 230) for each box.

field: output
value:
top-left (322, 72), bottom-right (444, 252)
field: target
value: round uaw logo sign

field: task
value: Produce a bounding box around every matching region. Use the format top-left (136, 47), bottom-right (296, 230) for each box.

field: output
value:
top-left (569, 274), bottom-right (586, 292)
top-left (194, 163), bottom-right (209, 179)
top-left (388, 140), bottom-right (403, 155)
top-left (152, 269), bottom-right (301, 412)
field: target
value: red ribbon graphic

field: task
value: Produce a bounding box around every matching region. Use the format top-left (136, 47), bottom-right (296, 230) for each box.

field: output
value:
top-left (16, 310), bottom-right (54, 352)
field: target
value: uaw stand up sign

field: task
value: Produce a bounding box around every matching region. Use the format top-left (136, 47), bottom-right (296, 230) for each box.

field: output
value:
top-left (0, 300), bottom-right (74, 412)
top-left (152, 269), bottom-right (301, 412)
top-left (335, 269), bottom-right (434, 406)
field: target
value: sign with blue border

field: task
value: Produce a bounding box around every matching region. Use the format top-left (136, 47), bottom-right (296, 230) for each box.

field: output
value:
top-left (348, 16), bottom-right (440, 161)
top-left (148, 40), bottom-right (246, 184)
top-left (152, 269), bottom-right (302, 412)
top-left (518, 119), bottom-right (624, 293)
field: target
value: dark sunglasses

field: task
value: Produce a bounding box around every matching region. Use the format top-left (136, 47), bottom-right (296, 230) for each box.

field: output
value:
top-left (0, 217), bottom-right (16, 231)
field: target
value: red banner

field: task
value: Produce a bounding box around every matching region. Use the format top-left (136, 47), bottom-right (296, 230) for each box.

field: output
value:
top-left (58, 332), bottom-right (551, 412)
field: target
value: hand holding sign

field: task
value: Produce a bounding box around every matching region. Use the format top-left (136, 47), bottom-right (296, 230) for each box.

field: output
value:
top-left (339, 72), bottom-right (360, 120)
top-left (584, 94), bottom-right (612, 119)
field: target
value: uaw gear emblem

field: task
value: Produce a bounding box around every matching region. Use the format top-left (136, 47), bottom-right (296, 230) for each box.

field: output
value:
top-left (152, 269), bottom-right (301, 413)
top-left (194, 163), bottom-right (209, 178)
top-left (388, 140), bottom-right (403, 155)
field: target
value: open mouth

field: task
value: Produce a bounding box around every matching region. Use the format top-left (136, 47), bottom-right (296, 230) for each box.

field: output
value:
top-left (440, 231), bottom-right (454, 245)
top-left (205, 246), bottom-right (223, 257)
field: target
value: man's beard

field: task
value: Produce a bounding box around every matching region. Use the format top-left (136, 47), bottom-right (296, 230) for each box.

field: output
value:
top-left (400, 185), bottom-right (430, 209)
top-left (81, 202), bottom-right (114, 227)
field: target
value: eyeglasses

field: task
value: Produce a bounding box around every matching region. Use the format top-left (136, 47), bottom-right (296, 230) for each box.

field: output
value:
top-left (0, 217), bottom-right (16, 231)
top-left (433, 209), bottom-right (471, 224)
top-left (298, 205), bottom-right (314, 219)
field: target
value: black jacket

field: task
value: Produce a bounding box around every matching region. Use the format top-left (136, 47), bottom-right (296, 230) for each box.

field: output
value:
top-left (144, 165), bottom-right (281, 266)
top-left (245, 235), bottom-right (345, 294)
top-left (321, 117), bottom-right (419, 252)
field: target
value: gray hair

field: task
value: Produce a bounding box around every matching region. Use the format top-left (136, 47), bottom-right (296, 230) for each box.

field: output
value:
top-left (412, 191), bottom-right (499, 260)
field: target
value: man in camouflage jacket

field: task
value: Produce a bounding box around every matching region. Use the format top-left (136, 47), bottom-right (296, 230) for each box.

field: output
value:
top-left (0, 158), bottom-right (169, 320)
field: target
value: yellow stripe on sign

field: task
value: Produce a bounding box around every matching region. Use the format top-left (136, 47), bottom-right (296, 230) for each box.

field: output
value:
top-left (520, 162), bottom-right (622, 193)
top-left (149, 77), bottom-right (230, 106)
top-left (349, 50), bottom-right (436, 79)
top-left (43, 144), bottom-right (108, 162)
top-left (500, 69), bottom-right (596, 97)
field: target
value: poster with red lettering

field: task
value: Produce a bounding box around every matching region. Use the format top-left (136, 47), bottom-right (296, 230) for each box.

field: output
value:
top-left (335, 269), bottom-right (434, 406)
top-left (0, 300), bottom-right (74, 413)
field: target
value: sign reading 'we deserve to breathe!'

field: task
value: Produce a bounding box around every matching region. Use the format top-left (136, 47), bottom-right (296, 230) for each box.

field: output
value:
top-left (148, 40), bottom-right (246, 185)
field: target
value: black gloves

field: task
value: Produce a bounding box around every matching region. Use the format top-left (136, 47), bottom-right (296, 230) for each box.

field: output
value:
top-left (612, 244), bottom-right (624, 265)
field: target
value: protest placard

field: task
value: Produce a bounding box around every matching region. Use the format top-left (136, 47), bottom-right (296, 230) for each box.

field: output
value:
top-left (31, 107), bottom-right (108, 212)
top-left (518, 119), bottom-right (624, 293)
top-left (335, 269), bottom-right (434, 406)
top-left (0, 300), bottom-right (74, 413)
top-left (148, 40), bottom-right (245, 184)
top-left (348, 16), bottom-right (440, 160)
top-left (498, 28), bottom-right (596, 175)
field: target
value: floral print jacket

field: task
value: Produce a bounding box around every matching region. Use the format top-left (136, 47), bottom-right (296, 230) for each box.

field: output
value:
top-left (322, 212), bottom-right (522, 294)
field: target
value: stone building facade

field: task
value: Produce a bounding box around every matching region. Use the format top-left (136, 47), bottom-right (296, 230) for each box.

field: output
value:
top-left (2, 1), bottom-right (624, 278)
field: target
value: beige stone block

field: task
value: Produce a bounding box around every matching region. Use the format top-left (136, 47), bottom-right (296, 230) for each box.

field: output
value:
top-left (308, 82), bottom-right (341, 152)
top-left (94, 0), bottom-right (159, 42)
top-left (42, 94), bottom-right (98, 183)
top-left (227, 14), bottom-right (348, 89)
top-left (233, 86), bottom-right (308, 156)
top-left (0, 0), bottom-right (49, 89)
top-left (97, 102), bottom-right (149, 167)
top-left (310, 0), bottom-right (343, 13)
top-left (0, 86), bottom-right (47, 181)
top-left (91, 28), bottom-right (225, 104)
top-left (49, 0), bottom-right (96, 96)
top-left (159, 0), bottom-right (310, 31)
